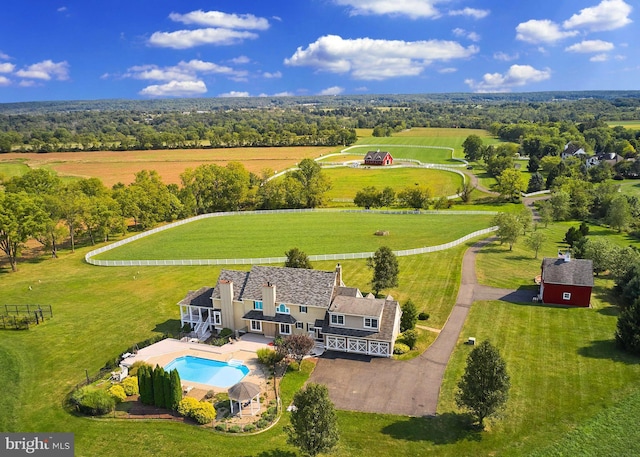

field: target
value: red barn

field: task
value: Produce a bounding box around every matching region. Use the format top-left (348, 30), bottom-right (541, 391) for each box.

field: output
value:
top-left (539, 257), bottom-right (593, 307)
top-left (364, 150), bottom-right (393, 166)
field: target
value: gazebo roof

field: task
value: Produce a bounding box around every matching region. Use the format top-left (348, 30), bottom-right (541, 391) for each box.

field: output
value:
top-left (228, 382), bottom-right (261, 401)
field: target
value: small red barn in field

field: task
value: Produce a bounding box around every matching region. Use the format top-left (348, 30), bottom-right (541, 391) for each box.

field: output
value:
top-left (540, 256), bottom-right (593, 307)
top-left (364, 150), bottom-right (393, 166)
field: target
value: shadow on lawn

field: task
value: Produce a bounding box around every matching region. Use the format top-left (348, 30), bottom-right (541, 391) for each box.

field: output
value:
top-left (247, 450), bottom-right (297, 457)
top-left (578, 339), bottom-right (640, 364)
top-left (381, 412), bottom-right (482, 445)
top-left (152, 319), bottom-right (181, 335)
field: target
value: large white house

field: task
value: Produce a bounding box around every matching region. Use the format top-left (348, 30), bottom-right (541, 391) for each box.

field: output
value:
top-left (178, 264), bottom-right (402, 357)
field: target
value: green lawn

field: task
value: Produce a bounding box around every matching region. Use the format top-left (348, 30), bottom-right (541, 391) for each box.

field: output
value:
top-left (324, 166), bottom-right (464, 200)
top-left (0, 161), bottom-right (30, 179)
top-left (95, 212), bottom-right (494, 261)
top-left (607, 121), bottom-right (640, 129)
top-left (475, 221), bottom-right (640, 290)
top-left (346, 143), bottom-right (456, 164)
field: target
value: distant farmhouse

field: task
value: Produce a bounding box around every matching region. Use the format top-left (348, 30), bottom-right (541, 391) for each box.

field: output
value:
top-left (364, 150), bottom-right (393, 166)
top-left (561, 142), bottom-right (626, 169)
top-left (178, 264), bottom-right (402, 357)
top-left (539, 254), bottom-right (594, 307)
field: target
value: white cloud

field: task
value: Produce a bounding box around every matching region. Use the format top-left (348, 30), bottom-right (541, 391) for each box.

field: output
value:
top-left (333, 0), bottom-right (443, 19)
top-left (230, 55), bottom-right (251, 64)
top-left (273, 91), bottom-right (294, 97)
top-left (319, 86), bottom-right (344, 95)
top-left (125, 60), bottom-right (237, 82)
top-left (15, 60), bottom-right (69, 80)
top-left (285, 35), bottom-right (478, 80)
top-left (494, 51), bottom-right (519, 61)
top-left (219, 91), bottom-right (250, 97)
top-left (149, 28), bottom-right (258, 49)
top-left (57, 6), bottom-right (67, 12)
top-left (449, 8), bottom-right (490, 19)
top-left (565, 40), bottom-right (614, 53)
top-left (168, 10), bottom-right (269, 30)
top-left (140, 80), bottom-right (207, 97)
top-left (0, 75), bottom-right (10, 86)
top-left (453, 28), bottom-right (480, 42)
top-left (263, 71), bottom-right (282, 79)
top-left (516, 19), bottom-right (579, 44)
top-left (355, 86), bottom-right (368, 91)
top-left (590, 54), bottom-right (609, 62)
top-left (563, 0), bottom-right (632, 32)
top-left (0, 62), bottom-right (15, 73)
top-left (465, 64), bottom-right (551, 92)
top-left (0, 51), bottom-right (10, 60)
top-left (438, 67), bottom-right (457, 73)
top-left (18, 80), bottom-right (38, 87)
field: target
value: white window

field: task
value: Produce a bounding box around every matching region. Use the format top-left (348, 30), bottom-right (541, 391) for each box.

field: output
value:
top-left (562, 292), bottom-right (572, 300)
top-left (295, 322), bottom-right (304, 329)
top-left (213, 311), bottom-right (222, 326)
top-left (307, 322), bottom-right (315, 331)
top-left (250, 320), bottom-right (262, 331)
top-left (254, 300), bottom-right (263, 310)
top-left (330, 314), bottom-right (345, 325)
top-left (276, 303), bottom-right (290, 314)
top-left (364, 318), bottom-right (379, 329)
top-left (280, 323), bottom-right (291, 335)
top-left (299, 306), bottom-right (308, 313)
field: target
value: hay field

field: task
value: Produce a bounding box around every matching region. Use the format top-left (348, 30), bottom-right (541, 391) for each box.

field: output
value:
top-left (0, 146), bottom-right (334, 186)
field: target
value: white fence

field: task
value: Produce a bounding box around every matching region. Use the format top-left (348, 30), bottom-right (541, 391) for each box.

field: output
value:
top-left (85, 209), bottom-right (498, 267)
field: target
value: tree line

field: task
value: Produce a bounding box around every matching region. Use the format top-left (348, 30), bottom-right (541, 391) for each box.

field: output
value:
top-left (0, 159), bottom-right (331, 271)
top-left (1, 95), bottom-right (640, 153)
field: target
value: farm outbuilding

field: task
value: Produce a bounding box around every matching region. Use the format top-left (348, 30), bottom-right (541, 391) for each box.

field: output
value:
top-left (539, 256), bottom-right (594, 307)
top-left (364, 150), bottom-right (393, 166)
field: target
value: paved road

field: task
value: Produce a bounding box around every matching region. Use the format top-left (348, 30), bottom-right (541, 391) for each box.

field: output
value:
top-left (309, 237), bottom-right (532, 416)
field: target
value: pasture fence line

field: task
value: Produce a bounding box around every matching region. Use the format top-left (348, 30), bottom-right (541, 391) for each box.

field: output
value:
top-left (85, 215), bottom-right (498, 267)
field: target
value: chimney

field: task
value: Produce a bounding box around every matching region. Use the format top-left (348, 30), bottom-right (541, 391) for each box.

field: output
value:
top-left (219, 280), bottom-right (235, 330)
top-left (335, 263), bottom-right (344, 286)
top-left (262, 282), bottom-right (276, 317)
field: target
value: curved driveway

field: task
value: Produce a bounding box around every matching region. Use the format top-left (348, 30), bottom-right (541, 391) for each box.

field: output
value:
top-left (309, 237), bottom-right (534, 416)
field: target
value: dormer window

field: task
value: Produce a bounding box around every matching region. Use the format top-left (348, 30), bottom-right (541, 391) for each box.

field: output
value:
top-left (330, 314), bottom-right (345, 325)
top-left (276, 303), bottom-right (290, 314)
top-left (364, 317), bottom-right (379, 329)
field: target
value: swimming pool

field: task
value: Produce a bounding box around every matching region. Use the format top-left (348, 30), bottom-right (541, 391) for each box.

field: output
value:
top-left (164, 356), bottom-right (249, 388)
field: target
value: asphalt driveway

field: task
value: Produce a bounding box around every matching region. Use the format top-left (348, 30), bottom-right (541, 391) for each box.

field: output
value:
top-left (309, 237), bottom-right (530, 416)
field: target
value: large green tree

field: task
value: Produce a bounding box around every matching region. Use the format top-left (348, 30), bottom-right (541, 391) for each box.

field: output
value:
top-left (456, 340), bottom-right (510, 428)
top-left (0, 191), bottom-right (49, 271)
top-left (400, 299), bottom-right (419, 333)
top-left (493, 212), bottom-right (521, 251)
top-left (286, 383), bottom-right (339, 457)
top-left (462, 135), bottom-right (484, 162)
top-left (616, 298), bottom-right (640, 355)
top-left (495, 168), bottom-right (524, 201)
top-left (367, 246), bottom-right (399, 295)
top-left (291, 159), bottom-right (331, 208)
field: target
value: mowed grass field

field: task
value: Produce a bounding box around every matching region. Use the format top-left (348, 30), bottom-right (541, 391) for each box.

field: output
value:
top-left (0, 160), bottom-right (30, 178)
top-left (2, 219), bottom-right (640, 456)
top-left (0, 146), bottom-right (334, 186)
top-left (608, 121), bottom-right (640, 129)
top-left (95, 212), bottom-right (494, 261)
top-left (324, 167), bottom-right (464, 200)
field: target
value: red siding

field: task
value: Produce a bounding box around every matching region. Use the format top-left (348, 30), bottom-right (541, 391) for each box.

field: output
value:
top-left (541, 282), bottom-right (591, 307)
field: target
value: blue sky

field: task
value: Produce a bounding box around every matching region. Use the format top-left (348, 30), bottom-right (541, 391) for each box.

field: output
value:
top-left (0, 0), bottom-right (637, 102)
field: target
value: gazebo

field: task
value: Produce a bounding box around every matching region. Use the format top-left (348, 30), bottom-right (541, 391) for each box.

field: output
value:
top-left (228, 381), bottom-right (261, 416)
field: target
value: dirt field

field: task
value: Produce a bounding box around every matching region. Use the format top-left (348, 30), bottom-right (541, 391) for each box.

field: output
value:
top-left (0, 146), bottom-right (335, 186)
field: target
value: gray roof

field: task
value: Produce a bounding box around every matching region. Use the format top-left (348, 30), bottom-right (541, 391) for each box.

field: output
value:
top-left (364, 150), bottom-right (391, 162)
top-left (178, 286), bottom-right (214, 308)
top-left (212, 269), bottom-right (250, 301)
top-left (237, 265), bottom-right (337, 308)
top-left (541, 258), bottom-right (594, 287)
top-left (242, 310), bottom-right (297, 324)
top-left (329, 295), bottom-right (385, 318)
top-left (228, 382), bottom-right (260, 400)
top-left (336, 286), bottom-right (361, 298)
top-left (321, 299), bottom-right (400, 343)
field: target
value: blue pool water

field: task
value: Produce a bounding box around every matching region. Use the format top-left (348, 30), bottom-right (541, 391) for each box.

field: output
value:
top-left (164, 356), bottom-right (249, 388)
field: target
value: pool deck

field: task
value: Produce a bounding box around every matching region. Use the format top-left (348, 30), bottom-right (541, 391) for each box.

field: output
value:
top-left (121, 334), bottom-right (273, 396)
